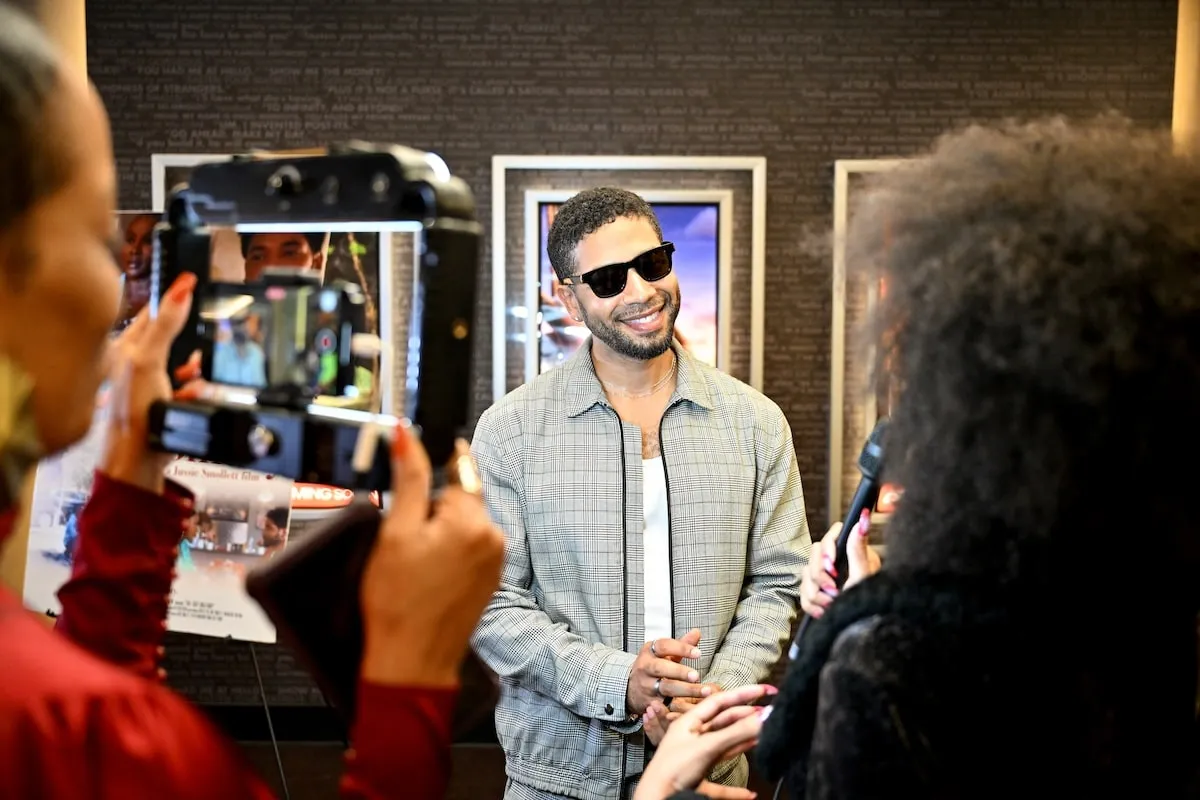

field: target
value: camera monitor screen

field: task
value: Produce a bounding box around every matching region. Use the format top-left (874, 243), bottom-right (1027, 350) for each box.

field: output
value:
top-left (201, 281), bottom-right (360, 397)
top-left (201, 223), bottom-right (390, 409)
top-left (117, 213), bottom-right (392, 409)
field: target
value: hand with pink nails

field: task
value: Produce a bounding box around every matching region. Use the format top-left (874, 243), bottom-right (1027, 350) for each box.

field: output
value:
top-left (634, 684), bottom-right (777, 800)
top-left (798, 509), bottom-right (882, 619)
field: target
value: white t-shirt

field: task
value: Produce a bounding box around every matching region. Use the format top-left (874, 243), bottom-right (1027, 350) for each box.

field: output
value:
top-left (643, 457), bottom-right (673, 644)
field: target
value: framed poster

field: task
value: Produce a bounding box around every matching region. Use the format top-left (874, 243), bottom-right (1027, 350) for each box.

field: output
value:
top-left (491, 155), bottom-right (766, 401)
top-left (829, 158), bottom-right (908, 527)
top-left (523, 189), bottom-right (732, 381)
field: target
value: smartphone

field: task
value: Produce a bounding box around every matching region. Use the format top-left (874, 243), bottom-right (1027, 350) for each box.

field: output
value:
top-left (243, 499), bottom-right (499, 738)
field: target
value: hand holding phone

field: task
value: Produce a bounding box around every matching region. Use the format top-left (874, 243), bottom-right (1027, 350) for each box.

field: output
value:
top-left (359, 427), bottom-right (503, 687)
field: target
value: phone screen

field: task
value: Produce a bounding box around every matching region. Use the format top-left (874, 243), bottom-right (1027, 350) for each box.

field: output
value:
top-left (197, 223), bottom-right (393, 409)
top-left (202, 282), bottom-right (356, 396)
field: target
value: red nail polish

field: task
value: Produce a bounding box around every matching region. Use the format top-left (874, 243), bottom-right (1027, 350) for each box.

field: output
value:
top-left (391, 425), bottom-right (409, 459)
top-left (165, 273), bottom-right (197, 304)
top-left (173, 363), bottom-right (201, 382)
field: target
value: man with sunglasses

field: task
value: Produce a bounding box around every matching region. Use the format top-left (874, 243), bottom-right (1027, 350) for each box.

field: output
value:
top-left (471, 187), bottom-right (811, 800)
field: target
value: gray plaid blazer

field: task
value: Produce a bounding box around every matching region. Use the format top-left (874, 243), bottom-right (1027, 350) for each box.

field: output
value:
top-left (471, 341), bottom-right (811, 800)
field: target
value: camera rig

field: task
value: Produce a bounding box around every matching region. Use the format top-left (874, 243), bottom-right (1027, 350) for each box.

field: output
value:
top-left (146, 143), bottom-right (480, 491)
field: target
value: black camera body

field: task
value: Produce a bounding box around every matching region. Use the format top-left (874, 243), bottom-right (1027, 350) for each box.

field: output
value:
top-left (147, 143), bottom-right (481, 490)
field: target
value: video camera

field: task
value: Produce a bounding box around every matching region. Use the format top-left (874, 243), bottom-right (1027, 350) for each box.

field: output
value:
top-left (146, 143), bottom-right (480, 491)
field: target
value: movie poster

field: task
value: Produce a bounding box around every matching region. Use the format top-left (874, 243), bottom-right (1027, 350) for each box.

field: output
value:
top-left (161, 459), bottom-right (293, 642)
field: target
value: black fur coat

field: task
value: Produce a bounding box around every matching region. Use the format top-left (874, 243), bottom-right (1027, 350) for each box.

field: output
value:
top-left (751, 569), bottom-right (1199, 800)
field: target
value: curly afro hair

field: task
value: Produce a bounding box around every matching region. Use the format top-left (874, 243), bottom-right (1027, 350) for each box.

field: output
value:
top-left (546, 187), bottom-right (663, 281)
top-left (854, 115), bottom-right (1200, 589)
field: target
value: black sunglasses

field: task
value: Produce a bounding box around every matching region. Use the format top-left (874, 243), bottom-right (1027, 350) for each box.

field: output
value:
top-left (562, 242), bottom-right (675, 299)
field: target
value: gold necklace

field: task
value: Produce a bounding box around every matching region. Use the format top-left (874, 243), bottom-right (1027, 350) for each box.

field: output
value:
top-left (599, 353), bottom-right (677, 399)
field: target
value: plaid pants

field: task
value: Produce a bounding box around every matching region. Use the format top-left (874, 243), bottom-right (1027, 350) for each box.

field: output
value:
top-left (504, 777), bottom-right (641, 800)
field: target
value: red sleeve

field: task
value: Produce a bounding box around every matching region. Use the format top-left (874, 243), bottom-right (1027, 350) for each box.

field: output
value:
top-left (48, 471), bottom-right (456, 799)
top-left (0, 680), bottom-right (275, 800)
top-left (54, 470), bottom-right (193, 680)
top-left (339, 681), bottom-right (459, 799)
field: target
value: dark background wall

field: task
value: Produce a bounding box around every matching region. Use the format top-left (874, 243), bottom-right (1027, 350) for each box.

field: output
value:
top-left (86, 0), bottom-right (1177, 726)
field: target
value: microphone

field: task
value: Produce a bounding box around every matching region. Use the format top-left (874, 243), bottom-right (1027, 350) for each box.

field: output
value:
top-left (787, 417), bottom-right (889, 661)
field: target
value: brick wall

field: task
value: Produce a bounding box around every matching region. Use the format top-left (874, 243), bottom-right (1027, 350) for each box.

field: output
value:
top-left (86, 0), bottom-right (1176, 724)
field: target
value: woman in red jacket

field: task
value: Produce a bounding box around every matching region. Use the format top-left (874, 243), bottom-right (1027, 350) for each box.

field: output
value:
top-left (0, 5), bottom-right (504, 798)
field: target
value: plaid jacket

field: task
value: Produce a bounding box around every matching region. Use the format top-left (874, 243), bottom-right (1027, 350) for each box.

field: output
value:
top-left (470, 342), bottom-right (811, 800)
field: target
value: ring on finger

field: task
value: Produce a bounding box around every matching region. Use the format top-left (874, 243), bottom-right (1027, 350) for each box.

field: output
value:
top-left (649, 639), bottom-right (659, 657)
top-left (653, 678), bottom-right (663, 697)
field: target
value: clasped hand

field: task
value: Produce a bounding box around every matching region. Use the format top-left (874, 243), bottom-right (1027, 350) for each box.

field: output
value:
top-left (627, 629), bottom-right (715, 718)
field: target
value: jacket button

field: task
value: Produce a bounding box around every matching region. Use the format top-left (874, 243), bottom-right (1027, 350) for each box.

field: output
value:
top-left (605, 704), bottom-right (614, 715)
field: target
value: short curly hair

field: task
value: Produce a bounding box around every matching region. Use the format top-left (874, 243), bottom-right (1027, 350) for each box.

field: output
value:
top-left (263, 507), bottom-right (289, 529)
top-left (855, 115), bottom-right (1200, 587)
top-left (546, 187), bottom-right (663, 281)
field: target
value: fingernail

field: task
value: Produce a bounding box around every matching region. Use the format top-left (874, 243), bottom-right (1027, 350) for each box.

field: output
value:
top-left (448, 438), bottom-right (482, 495)
top-left (688, 671), bottom-right (699, 682)
top-left (391, 424), bottom-right (409, 459)
top-left (758, 705), bottom-right (774, 721)
top-left (165, 272), bottom-right (197, 304)
top-left (858, 509), bottom-right (871, 535)
top-left (690, 648), bottom-right (700, 659)
top-left (172, 363), bottom-right (200, 382)
top-left (701, 685), bottom-right (713, 696)
top-left (763, 685), bottom-right (779, 695)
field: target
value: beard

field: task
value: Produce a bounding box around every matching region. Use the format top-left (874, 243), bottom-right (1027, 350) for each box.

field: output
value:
top-left (580, 286), bottom-right (680, 361)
